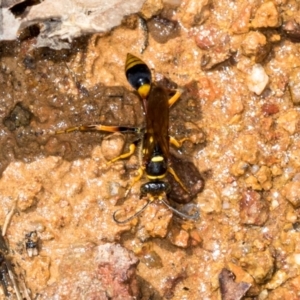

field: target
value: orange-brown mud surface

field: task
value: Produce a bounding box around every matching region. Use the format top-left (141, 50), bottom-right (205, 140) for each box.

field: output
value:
top-left (1, 0), bottom-right (300, 299)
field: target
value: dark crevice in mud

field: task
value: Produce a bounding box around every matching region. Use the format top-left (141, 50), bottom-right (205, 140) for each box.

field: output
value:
top-left (9, 0), bottom-right (41, 16)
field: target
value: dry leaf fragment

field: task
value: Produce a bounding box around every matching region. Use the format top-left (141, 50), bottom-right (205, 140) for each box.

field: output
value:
top-left (219, 268), bottom-right (251, 300)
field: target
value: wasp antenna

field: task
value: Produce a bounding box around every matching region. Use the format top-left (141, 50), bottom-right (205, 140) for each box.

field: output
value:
top-left (113, 200), bottom-right (150, 224)
top-left (161, 199), bottom-right (200, 221)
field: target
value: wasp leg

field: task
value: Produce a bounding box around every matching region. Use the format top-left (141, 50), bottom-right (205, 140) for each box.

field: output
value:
top-left (168, 166), bottom-right (189, 193)
top-left (107, 139), bottom-right (141, 165)
top-left (108, 143), bottom-right (136, 164)
top-left (169, 136), bottom-right (193, 148)
top-left (124, 166), bottom-right (145, 197)
top-left (56, 124), bottom-right (140, 135)
top-left (168, 88), bottom-right (184, 108)
top-left (56, 124), bottom-right (143, 164)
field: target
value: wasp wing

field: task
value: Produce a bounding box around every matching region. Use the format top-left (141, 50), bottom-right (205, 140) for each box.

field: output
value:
top-left (143, 85), bottom-right (170, 163)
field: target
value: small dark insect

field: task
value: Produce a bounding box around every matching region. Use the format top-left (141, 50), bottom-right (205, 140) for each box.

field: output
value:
top-left (25, 231), bottom-right (39, 257)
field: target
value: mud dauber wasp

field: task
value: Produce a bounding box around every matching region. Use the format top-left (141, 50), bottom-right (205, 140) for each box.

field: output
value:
top-left (56, 54), bottom-right (201, 223)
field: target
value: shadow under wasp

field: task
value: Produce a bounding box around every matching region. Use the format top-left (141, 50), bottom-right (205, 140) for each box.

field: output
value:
top-left (56, 53), bottom-right (201, 223)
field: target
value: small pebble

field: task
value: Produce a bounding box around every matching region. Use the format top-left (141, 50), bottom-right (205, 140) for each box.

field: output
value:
top-left (148, 16), bottom-right (180, 44)
top-left (239, 248), bottom-right (274, 283)
top-left (241, 31), bottom-right (270, 63)
top-left (277, 110), bottom-right (299, 134)
top-left (247, 64), bottom-right (269, 95)
top-left (240, 190), bottom-right (269, 225)
top-left (251, 2), bottom-right (281, 28)
top-left (101, 133), bottom-right (125, 161)
top-left (284, 181), bottom-right (300, 207)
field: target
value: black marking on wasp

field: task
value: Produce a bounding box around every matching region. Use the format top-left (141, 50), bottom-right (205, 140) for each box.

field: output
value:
top-left (56, 53), bottom-right (200, 223)
top-left (125, 53), bottom-right (152, 113)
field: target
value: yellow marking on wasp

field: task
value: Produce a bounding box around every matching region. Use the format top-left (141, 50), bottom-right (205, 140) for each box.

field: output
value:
top-left (108, 143), bottom-right (136, 165)
top-left (94, 125), bottom-right (121, 132)
top-left (138, 84), bottom-right (151, 99)
top-left (149, 195), bottom-right (164, 202)
top-left (149, 136), bottom-right (154, 143)
top-left (56, 124), bottom-right (121, 135)
top-left (168, 167), bottom-right (189, 193)
top-left (151, 156), bottom-right (164, 162)
top-left (55, 126), bottom-right (87, 134)
top-left (168, 88), bottom-right (184, 108)
top-left (147, 174), bottom-right (166, 180)
top-left (125, 53), bottom-right (146, 71)
top-left (125, 167), bottom-right (145, 197)
top-left (126, 60), bottom-right (140, 70)
top-left (169, 136), bottom-right (191, 148)
top-left (149, 196), bottom-right (155, 202)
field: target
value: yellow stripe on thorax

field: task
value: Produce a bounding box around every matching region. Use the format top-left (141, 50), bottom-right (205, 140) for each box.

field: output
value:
top-left (151, 156), bottom-right (164, 162)
top-left (147, 174), bottom-right (166, 180)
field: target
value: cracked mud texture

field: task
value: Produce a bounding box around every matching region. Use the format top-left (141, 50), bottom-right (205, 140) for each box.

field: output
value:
top-left (1, 0), bottom-right (300, 299)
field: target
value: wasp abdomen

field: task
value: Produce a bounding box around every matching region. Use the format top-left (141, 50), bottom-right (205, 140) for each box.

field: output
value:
top-left (125, 53), bottom-right (152, 99)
